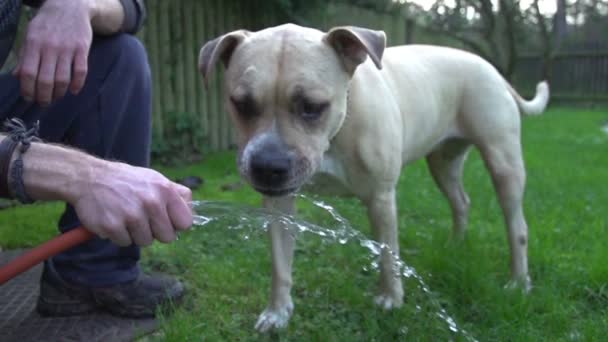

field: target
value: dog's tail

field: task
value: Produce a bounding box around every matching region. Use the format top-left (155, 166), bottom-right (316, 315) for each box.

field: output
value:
top-left (507, 81), bottom-right (550, 116)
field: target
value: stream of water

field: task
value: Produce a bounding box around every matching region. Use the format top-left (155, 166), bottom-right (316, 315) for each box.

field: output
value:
top-left (189, 195), bottom-right (477, 340)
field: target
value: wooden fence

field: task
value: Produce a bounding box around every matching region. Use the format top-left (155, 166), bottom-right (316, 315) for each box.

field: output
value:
top-left (513, 52), bottom-right (608, 103)
top-left (136, 1), bottom-right (409, 153)
top-left (138, 1), bottom-right (607, 154)
top-left (137, 0), bottom-right (253, 152)
top-left (8, 1), bottom-right (606, 155)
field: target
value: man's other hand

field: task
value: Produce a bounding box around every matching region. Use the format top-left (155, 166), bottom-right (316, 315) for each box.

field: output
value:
top-left (13, 0), bottom-right (96, 106)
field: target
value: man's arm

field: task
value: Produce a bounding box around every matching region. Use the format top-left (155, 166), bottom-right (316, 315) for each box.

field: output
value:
top-left (0, 134), bottom-right (192, 247)
top-left (15, 0), bottom-right (146, 105)
top-left (89, 0), bottom-right (126, 35)
top-left (90, 0), bottom-right (146, 35)
top-left (22, 0), bottom-right (145, 35)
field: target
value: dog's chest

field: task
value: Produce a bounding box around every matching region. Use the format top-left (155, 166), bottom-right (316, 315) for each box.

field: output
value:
top-left (303, 152), bottom-right (352, 196)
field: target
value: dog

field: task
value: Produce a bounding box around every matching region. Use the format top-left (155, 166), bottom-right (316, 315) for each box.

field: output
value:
top-left (198, 24), bottom-right (549, 332)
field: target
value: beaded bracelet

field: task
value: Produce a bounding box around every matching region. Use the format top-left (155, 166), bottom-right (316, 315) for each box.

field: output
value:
top-left (0, 135), bottom-right (19, 198)
top-left (3, 118), bottom-right (40, 204)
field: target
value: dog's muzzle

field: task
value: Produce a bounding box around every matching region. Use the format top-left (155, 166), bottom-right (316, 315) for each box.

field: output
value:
top-left (247, 144), bottom-right (299, 196)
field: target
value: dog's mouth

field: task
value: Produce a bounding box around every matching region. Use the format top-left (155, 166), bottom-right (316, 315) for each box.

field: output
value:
top-left (237, 142), bottom-right (315, 197)
top-left (253, 185), bottom-right (299, 197)
top-left (246, 164), bottom-right (311, 197)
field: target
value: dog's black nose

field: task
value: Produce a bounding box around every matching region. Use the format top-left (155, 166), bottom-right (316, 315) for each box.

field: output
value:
top-left (250, 151), bottom-right (292, 187)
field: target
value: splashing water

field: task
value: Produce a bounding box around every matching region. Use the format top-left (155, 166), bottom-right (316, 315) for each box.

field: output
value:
top-left (188, 195), bottom-right (477, 341)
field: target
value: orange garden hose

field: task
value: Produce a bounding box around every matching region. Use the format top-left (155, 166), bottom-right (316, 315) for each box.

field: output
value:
top-left (0, 226), bottom-right (94, 285)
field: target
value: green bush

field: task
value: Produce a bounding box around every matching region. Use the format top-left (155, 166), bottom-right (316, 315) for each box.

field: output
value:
top-left (152, 110), bottom-right (206, 166)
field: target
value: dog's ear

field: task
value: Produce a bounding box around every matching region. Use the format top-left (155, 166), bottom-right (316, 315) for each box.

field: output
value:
top-left (198, 30), bottom-right (250, 87)
top-left (324, 26), bottom-right (386, 74)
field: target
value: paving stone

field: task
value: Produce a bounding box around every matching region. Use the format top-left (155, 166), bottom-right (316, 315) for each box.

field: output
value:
top-left (0, 250), bottom-right (158, 341)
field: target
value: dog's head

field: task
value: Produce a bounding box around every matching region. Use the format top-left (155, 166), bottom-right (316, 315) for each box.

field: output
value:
top-left (199, 24), bottom-right (385, 197)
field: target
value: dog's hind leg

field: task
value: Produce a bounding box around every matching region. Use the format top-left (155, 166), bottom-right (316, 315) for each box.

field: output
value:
top-left (255, 195), bottom-right (296, 332)
top-left (478, 139), bottom-right (531, 291)
top-left (365, 189), bottom-right (404, 309)
top-left (426, 140), bottom-right (472, 240)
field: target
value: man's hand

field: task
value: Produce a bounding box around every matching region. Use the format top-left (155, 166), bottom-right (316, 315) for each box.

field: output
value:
top-left (3, 133), bottom-right (194, 248)
top-left (71, 161), bottom-right (194, 247)
top-left (13, 0), bottom-right (95, 105)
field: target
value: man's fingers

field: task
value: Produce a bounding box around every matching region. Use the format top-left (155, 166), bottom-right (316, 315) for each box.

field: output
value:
top-left (70, 49), bottom-right (88, 94)
top-left (174, 183), bottom-right (193, 202)
top-left (53, 51), bottom-right (72, 101)
top-left (18, 43), bottom-right (41, 102)
top-left (36, 49), bottom-right (59, 106)
top-left (127, 217), bottom-right (154, 247)
top-left (167, 189), bottom-right (194, 232)
top-left (104, 222), bottom-right (133, 247)
top-left (148, 201), bottom-right (177, 243)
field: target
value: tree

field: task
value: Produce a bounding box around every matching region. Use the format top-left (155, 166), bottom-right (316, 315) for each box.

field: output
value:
top-left (526, 0), bottom-right (608, 80)
top-left (348, 0), bottom-right (525, 80)
top-left (553, 0), bottom-right (568, 48)
top-left (417, 0), bottom-right (528, 79)
top-left (269, 0), bottom-right (330, 26)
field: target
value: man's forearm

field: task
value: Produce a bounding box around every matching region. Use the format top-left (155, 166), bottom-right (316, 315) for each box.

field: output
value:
top-left (89, 0), bottom-right (126, 35)
top-left (90, 0), bottom-right (146, 35)
top-left (0, 134), bottom-right (193, 246)
top-left (1, 134), bottom-right (102, 204)
top-left (35, 0), bottom-right (144, 35)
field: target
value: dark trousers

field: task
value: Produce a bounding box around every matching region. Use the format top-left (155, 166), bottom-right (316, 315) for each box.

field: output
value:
top-left (0, 34), bottom-right (152, 287)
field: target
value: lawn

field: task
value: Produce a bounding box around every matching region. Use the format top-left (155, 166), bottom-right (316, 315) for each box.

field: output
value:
top-left (1, 107), bottom-right (607, 340)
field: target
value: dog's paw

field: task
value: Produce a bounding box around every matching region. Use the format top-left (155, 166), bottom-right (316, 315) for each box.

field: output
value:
top-left (255, 301), bottom-right (294, 332)
top-left (374, 294), bottom-right (404, 310)
top-left (504, 275), bottom-right (532, 293)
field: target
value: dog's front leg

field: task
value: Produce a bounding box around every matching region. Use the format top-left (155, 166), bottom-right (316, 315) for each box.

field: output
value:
top-left (366, 190), bottom-right (404, 309)
top-left (255, 195), bottom-right (296, 332)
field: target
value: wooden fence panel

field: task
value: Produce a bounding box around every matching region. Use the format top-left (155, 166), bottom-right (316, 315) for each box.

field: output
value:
top-left (146, 0), bottom-right (163, 138)
top-left (183, 2), bottom-right (197, 123)
top-left (514, 53), bottom-right (608, 101)
top-left (139, 0), bottom-right (231, 152)
top-left (157, 0), bottom-right (175, 135)
top-left (140, 1), bottom-right (607, 155)
top-left (196, 1), bottom-right (210, 137)
top-left (141, 1), bottom-right (412, 153)
top-left (7, 2), bottom-right (606, 156)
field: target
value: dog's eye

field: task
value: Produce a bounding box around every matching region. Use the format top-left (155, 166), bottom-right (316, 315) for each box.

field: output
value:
top-left (298, 100), bottom-right (329, 121)
top-left (230, 95), bottom-right (259, 119)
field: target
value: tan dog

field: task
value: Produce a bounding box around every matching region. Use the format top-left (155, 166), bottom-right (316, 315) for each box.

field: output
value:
top-left (199, 24), bottom-right (549, 332)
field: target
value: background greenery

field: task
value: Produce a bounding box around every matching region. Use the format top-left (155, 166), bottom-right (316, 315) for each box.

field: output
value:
top-left (133, 0), bottom-right (608, 163)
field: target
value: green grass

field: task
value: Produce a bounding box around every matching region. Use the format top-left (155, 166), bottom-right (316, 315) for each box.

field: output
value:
top-left (1, 107), bottom-right (608, 340)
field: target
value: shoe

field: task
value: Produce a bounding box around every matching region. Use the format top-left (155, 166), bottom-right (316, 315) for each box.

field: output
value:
top-left (36, 261), bottom-right (185, 318)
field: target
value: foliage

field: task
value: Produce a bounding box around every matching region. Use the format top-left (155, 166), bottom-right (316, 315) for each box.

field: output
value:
top-left (151, 110), bottom-right (206, 166)
top-left (334, 0), bottom-right (608, 80)
top-left (257, 0), bottom-right (329, 26)
top-left (561, 0), bottom-right (608, 51)
top-left (344, 0), bottom-right (529, 79)
top-left (3, 107), bottom-right (608, 339)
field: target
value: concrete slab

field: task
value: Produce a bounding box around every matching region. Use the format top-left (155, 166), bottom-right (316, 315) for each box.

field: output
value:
top-left (0, 250), bottom-right (158, 341)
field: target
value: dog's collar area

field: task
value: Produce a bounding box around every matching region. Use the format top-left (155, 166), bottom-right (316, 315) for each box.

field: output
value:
top-left (328, 83), bottom-right (352, 144)
top-left (346, 86), bottom-right (351, 115)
